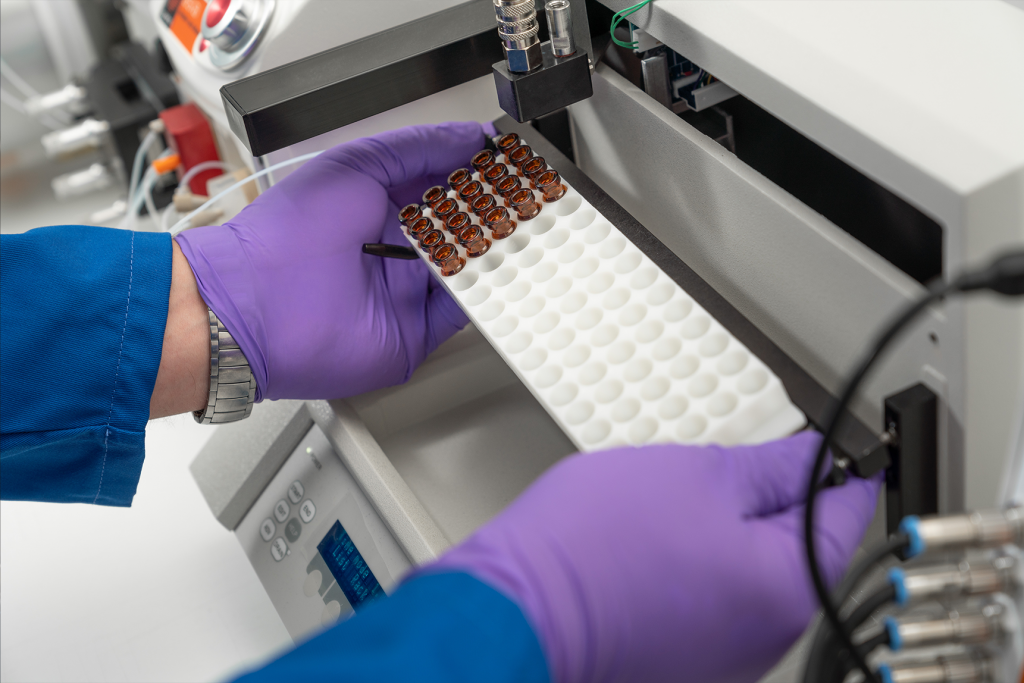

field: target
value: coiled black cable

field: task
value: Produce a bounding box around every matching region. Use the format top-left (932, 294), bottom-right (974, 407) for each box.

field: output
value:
top-left (805, 583), bottom-right (898, 682)
top-left (803, 250), bottom-right (1024, 683)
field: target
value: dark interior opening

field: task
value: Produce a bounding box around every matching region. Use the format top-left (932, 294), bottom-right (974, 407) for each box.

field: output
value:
top-left (603, 43), bottom-right (944, 285)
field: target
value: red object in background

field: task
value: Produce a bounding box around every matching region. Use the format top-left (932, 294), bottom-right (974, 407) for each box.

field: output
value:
top-left (205, 0), bottom-right (230, 26)
top-left (159, 103), bottom-right (221, 195)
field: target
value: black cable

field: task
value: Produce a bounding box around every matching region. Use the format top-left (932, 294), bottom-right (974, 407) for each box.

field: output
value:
top-left (827, 630), bottom-right (893, 683)
top-left (803, 249), bottom-right (1024, 683)
top-left (832, 534), bottom-right (908, 610)
top-left (805, 583), bottom-right (898, 682)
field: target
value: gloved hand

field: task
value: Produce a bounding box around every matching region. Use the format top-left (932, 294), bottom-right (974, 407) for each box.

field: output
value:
top-left (429, 431), bottom-right (880, 683)
top-left (175, 123), bottom-right (488, 401)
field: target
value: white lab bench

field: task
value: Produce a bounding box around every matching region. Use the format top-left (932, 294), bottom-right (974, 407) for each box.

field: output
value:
top-left (0, 416), bottom-right (291, 683)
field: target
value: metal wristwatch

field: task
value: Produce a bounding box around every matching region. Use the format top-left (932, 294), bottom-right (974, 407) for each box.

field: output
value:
top-left (193, 308), bottom-right (256, 424)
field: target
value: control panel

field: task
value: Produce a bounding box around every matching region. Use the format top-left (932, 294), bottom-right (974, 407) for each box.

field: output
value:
top-left (235, 425), bottom-right (412, 640)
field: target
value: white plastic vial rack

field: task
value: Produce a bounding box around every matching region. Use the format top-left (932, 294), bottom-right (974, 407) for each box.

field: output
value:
top-left (402, 140), bottom-right (806, 452)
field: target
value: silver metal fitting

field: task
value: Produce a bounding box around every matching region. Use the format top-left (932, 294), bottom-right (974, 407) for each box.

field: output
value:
top-left (902, 554), bottom-right (1022, 603)
top-left (494, 0), bottom-right (542, 72)
top-left (889, 601), bottom-right (1009, 651)
top-left (882, 651), bottom-right (992, 683)
top-left (545, 0), bottom-right (575, 57)
top-left (916, 507), bottom-right (1024, 554)
top-left (51, 163), bottom-right (114, 200)
top-left (41, 118), bottom-right (110, 158)
top-left (24, 84), bottom-right (90, 118)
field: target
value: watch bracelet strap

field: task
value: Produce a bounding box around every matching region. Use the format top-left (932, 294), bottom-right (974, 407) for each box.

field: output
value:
top-left (193, 308), bottom-right (256, 424)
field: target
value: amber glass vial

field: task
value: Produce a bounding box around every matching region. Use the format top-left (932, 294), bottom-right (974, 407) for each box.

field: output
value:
top-left (457, 180), bottom-right (485, 204)
top-left (495, 175), bottom-right (522, 204)
top-left (535, 169), bottom-right (567, 202)
top-left (470, 193), bottom-right (497, 217)
top-left (458, 225), bottom-right (492, 257)
top-left (419, 229), bottom-right (446, 254)
top-left (445, 211), bottom-right (472, 238)
top-left (422, 185), bottom-right (447, 209)
top-left (496, 133), bottom-right (520, 157)
top-left (510, 188), bottom-right (541, 221)
top-left (431, 243), bottom-right (466, 276)
top-left (484, 206), bottom-right (517, 239)
top-left (433, 197), bottom-right (459, 224)
top-left (409, 216), bottom-right (435, 241)
top-left (399, 204), bottom-right (422, 229)
top-left (507, 145), bottom-right (534, 174)
top-left (471, 149), bottom-right (497, 174)
top-left (447, 168), bottom-right (472, 192)
top-left (522, 156), bottom-right (547, 187)
top-left (483, 163), bottom-right (509, 187)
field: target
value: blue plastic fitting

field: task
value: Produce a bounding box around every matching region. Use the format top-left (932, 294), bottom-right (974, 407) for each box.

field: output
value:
top-left (888, 566), bottom-right (908, 606)
top-left (884, 616), bottom-right (902, 652)
top-left (898, 515), bottom-right (925, 558)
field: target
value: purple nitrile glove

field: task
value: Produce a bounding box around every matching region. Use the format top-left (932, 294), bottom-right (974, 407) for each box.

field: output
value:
top-left (429, 431), bottom-right (881, 683)
top-left (175, 123), bottom-right (488, 401)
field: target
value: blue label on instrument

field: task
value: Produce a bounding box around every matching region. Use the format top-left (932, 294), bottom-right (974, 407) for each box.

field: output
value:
top-left (317, 521), bottom-right (386, 610)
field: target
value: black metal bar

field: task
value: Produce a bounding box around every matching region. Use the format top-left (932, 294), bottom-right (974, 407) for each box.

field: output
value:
top-left (495, 114), bottom-right (886, 465)
top-left (884, 384), bottom-right (939, 534)
top-left (220, 0), bottom-right (503, 157)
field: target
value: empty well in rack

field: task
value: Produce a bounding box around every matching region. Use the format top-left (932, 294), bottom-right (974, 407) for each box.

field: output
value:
top-left (403, 139), bottom-right (806, 452)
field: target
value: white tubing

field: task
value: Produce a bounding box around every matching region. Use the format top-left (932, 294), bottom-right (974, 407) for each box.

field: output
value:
top-left (170, 151), bottom-right (322, 235)
top-left (178, 160), bottom-right (229, 193)
top-left (127, 129), bottom-right (160, 212)
top-left (144, 174), bottom-right (160, 230)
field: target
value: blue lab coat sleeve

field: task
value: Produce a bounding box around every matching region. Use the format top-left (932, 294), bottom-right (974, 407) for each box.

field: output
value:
top-left (1, 225), bottom-right (172, 506)
top-left (233, 571), bottom-right (550, 683)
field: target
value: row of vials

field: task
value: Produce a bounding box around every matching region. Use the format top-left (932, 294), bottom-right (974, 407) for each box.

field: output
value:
top-left (398, 132), bottom-right (569, 276)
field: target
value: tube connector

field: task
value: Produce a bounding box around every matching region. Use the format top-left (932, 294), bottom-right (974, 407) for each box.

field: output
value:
top-left (545, 0), bottom-right (575, 57)
top-left (41, 118), bottom-right (110, 158)
top-left (900, 507), bottom-right (1024, 558)
top-left (878, 651), bottom-right (992, 683)
top-left (885, 601), bottom-right (1008, 652)
top-left (889, 554), bottom-right (1022, 606)
top-left (494, 0), bottom-right (542, 72)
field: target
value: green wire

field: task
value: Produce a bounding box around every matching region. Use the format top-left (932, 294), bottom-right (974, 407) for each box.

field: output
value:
top-left (610, 0), bottom-right (654, 49)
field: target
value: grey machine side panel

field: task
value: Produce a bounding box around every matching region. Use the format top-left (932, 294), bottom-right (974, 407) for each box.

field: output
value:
top-left (190, 400), bottom-right (314, 530)
top-left (570, 65), bottom-right (954, 442)
top-left (307, 399), bottom-right (451, 566)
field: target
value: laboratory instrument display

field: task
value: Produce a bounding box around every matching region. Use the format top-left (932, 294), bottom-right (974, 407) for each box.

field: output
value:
top-left (400, 133), bottom-right (806, 450)
top-left (234, 424), bottom-right (412, 639)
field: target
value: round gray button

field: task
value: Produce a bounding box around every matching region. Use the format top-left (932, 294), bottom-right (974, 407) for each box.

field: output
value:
top-left (285, 517), bottom-right (302, 543)
top-left (303, 570), bottom-right (323, 597)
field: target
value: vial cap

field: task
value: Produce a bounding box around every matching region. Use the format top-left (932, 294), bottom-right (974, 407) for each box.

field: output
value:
top-left (484, 163), bottom-right (509, 184)
top-left (432, 243), bottom-right (458, 263)
top-left (458, 225), bottom-right (484, 245)
top-left (409, 216), bottom-right (433, 236)
top-left (508, 144), bottom-right (533, 169)
top-left (423, 186), bottom-right (447, 207)
top-left (496, 133), bottom-right (520, 154)
top-left (399, 204), bottom-right (422, 225)
top-left (420, 229), bottom-right (445, 250)
top-left (471, 193), bottom-right (497, 215)
top-left (496, 175), bottom-right (522, 197)
top-left (471, 149), bottom-right (497, 173)
top-left (522, 156), bottom-right (547, 179)
top-left (458, 180), bottom-right (485, 203)
top-left (448, 168), bottom-right (472, 191)
top-left (434, 197), bottom-right (458, 219)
